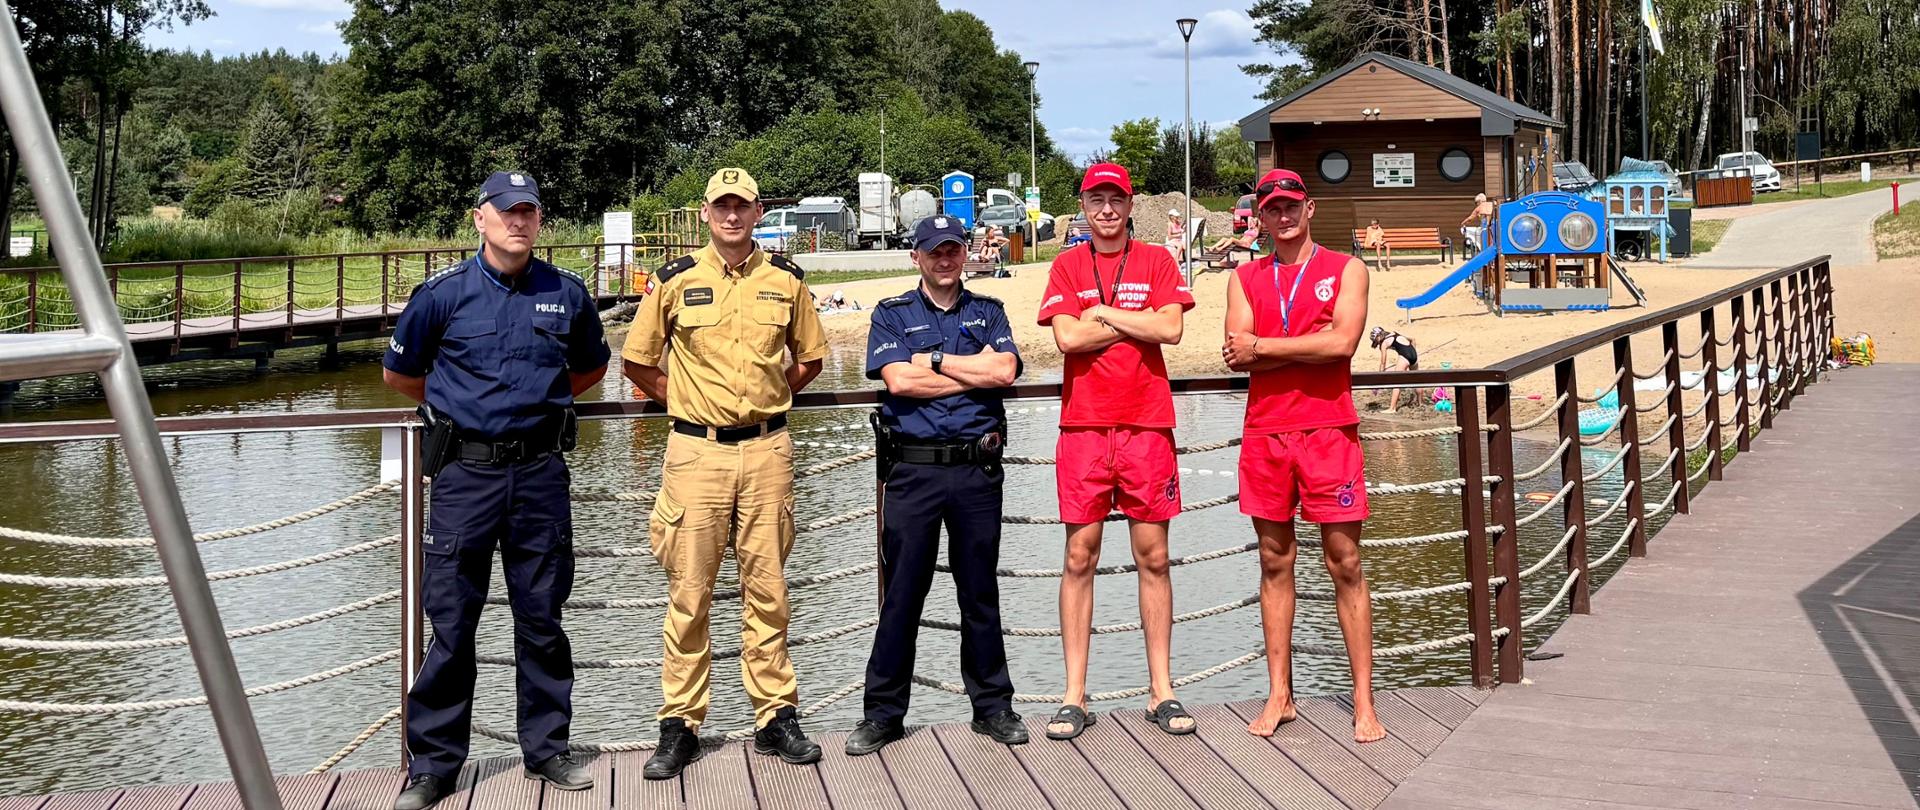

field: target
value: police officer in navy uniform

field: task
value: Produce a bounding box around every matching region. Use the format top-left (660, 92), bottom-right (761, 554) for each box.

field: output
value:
top-left (381, 170), bottom-right (608, 809)
top-left (845, 215), bottom-right (1029, 755)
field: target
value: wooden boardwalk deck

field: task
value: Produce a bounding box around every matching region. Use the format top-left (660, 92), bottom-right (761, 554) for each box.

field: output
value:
top-left (0, 688), bottom-right (1489, 809)
top-left (1385, 364), bottom-right (1920, 809)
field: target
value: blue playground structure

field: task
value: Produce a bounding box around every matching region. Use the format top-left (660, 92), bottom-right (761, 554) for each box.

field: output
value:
top-left (1395, 190), bottom-right (1646, 317)
top-left (1590, 157), bottom-right (1675, 262)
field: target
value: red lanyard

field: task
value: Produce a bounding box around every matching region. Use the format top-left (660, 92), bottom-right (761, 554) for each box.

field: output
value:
top-left (1089, 240), bottom-right (1132, 307)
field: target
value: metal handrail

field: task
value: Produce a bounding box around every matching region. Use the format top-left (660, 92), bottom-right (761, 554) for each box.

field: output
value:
top-left (0, 2), bottom-right (282, 807)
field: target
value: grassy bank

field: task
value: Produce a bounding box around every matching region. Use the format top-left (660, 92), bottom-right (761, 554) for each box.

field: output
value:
top-left (1691, 219), bottom-right (1732, 255)
top-left (1874, 201), bottom-right (1920, 259)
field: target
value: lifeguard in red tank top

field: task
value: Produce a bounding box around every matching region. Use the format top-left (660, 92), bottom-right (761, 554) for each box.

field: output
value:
top-left (1236, 244), bottom-right (1361, 435)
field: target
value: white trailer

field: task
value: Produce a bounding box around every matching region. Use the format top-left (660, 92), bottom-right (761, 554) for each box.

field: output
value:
top-left (857, 173), bottom-right (898, 249)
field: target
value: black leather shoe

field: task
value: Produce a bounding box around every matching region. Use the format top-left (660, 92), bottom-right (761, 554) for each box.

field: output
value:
top-left (753, 707), bottom-right (823, 764)
top-left (392, 774), bottom-right (450, 810)
top-left (524, 751), bottom-right (592, 790)
top-left (643, 718), bottom-right (702, 780)
top-left (971, 709), bottom-right (1029, 745)
top-left (844, 719), bottom-right (905, 756)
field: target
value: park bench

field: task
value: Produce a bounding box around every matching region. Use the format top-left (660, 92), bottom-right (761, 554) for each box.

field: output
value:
top-left (1351, 227), bottom-right (1454, 264)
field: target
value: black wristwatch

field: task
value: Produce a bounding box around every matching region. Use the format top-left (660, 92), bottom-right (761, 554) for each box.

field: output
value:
top-left (930, 350), bottom-right (945, 375)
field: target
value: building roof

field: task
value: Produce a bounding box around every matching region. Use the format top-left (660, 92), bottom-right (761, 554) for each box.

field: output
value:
top-left (1237, 52), bottom-right (1561, 138)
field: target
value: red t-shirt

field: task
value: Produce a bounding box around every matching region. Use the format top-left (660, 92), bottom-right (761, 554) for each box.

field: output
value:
top-left (1237, 244), bottom-right (1360, 434)
top-left (1037, 240), bottom-right (1195, 427)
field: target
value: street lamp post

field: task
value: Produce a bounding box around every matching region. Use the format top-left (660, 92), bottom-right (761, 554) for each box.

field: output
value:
top-left (1024, 61), bottom-right (1039, 215)
top-left (1177, 18), bottom-right (1198, 281)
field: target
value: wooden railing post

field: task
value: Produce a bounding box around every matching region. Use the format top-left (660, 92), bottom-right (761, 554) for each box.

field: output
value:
top-left (1612, 336), bottom-right (1647, 557)
top-left (335, 255), bottom-right (345, 320)
top-left (1485, 384), bottom-right (1523, 683)
top-left (1770, 279), bottom-right (1789, 411)
top-left (1731, 296), bottom-right (1752, 452)
top-left (285, 258), bottom-right (296, 325)
top-left (1554, 358), bottom-right (1590, 614)
top-left (381, 254), bottom-right (391, 315)
top-left (1453, 386), bottom-right (1495, 689)
top-left (1753, 287), bottom-right (1773, 429)
top-left (173, 264), bottom-right (184, 348)
top-left (1701, 308), bottom-right (1725, 481)
top-left (1661, 322), bottom-right (1691, 515)
top-left (108, 266), bottom-right (119, 317)
top-left (1820, 262), bottom-right (1835, 349)
top-left (384, 426), bottom-right (427, 770)
top-left (24, 270), bottom-right (35, 333)
top-left (1785, 274), bottom-right (1804, 399)
top-left (231, 260), bottom-right (243, 337)
top-left (1795, 268), bottom-right (1816, 395)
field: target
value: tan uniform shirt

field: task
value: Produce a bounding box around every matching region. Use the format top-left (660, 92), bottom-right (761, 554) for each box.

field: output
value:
top-left (623, 244), bottom-right (828, 427)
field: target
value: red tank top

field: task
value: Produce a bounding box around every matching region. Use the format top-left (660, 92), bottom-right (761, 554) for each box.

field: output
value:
top-left (1237, 244), bottom-right (1360, 434)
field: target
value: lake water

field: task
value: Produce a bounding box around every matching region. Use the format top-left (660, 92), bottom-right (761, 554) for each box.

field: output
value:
top-left (0, 341), bottom-right (1673, 794)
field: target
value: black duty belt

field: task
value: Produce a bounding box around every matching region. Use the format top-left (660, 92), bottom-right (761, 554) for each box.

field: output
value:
top-left (896, 435), bottom-right (1003, 466)
top-left (673, 413), bottom-right (788, 444)
top-left (456, 433), bottom-right (561, 465)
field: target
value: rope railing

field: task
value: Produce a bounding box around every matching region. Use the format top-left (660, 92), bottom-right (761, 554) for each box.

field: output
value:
top-left (475, 678), bottom-right (867, 753)
top-left (926, 595), bottom-right (1260, 637)
top-left (0, 649), bottom-right (398, 715)
top-left (1513, 481), bottom-right (1577, 528)
top-left (1520, 570), bottom-right (1583, 629)
top-left (1002, 494), bottom-right (1239, 525)
top-left (309, 706), bottom-right (402, 774)
top-left (1685, 428), bottom-right (1714, 454)
top-left (1582, 445), bottom-right (1634, 483)
top-left (0, 590), bottom-right (400, 651)
top-left (1512, 394), bottom-right (1570, 431)
top-left (1588, 481), bottom-right (1636, 527)
top-left (1639, 448), bottom-right (1679, 484)
top-left (1634, 352), bottom-right (1676, 381)
top-left (1687, 457), bottom-right (1713, 484)
top-left (1579, 369), bottom-right (1628, 403)
top-left (915, 646), bottom-right (1271, 704)
top-left (0, 480), bottom-right (399, 547)
top-left (1519, 526), bottom-right (1578, 581)
top-left (1578, 415), bottom-right (1626, 446)
top-left (1590, 517), bottom-right (1641, 569)
top-left (1513, 438), bottom-right (1574, 483)
top-left (1676, 333), bottom-right (1710, 361)
top-left (478, 617), bottom-right (882, 670)
top-left (0, 535), bottom-right (398, 589)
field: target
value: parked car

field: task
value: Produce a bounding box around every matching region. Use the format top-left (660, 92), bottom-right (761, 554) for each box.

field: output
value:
top-left (753, 207), bottom-right (796, 251)
top-left (976, 204), bottom-right (1054, 246)
top-left (1644, 159), bottom-right (1686, 197)
top-left (1553, 161), bottom-right (1600, 192)
top-left (1715, 151), bottom-right (1783, 193)
top-left (1232, 193), bottom-right (1255, 233)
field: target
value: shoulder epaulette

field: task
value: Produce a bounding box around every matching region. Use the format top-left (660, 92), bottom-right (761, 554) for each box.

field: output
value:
top-left (422, 259), bottom-right (471, 288)
top-left (540, 258), bottom-right (588, 288)
top-left (767, 253), bottom-right (805, 279)
top-left (655, 254), bottom-right (698, 284)
top-left (970, 291), bottom-right (1004, 307)
top-left (877, 294), bottom-right (914, 308)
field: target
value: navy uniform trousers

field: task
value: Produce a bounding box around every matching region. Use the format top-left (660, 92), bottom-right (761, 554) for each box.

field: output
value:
top-left (406, 454), bottom-right (575, 778)
top-left (864, 460), bottom-right (1014, 726)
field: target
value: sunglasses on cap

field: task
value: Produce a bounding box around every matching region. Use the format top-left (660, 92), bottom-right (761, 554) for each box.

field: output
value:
top-left (1257, 177), bottom-right (1308, 198)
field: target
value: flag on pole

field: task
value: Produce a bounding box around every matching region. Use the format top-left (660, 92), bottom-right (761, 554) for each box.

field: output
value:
top-left (1641, 0), bottom-right (1666, 53)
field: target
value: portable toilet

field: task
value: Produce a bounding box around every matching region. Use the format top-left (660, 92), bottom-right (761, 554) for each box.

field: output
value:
top-left (940, 171), bottom-right (976, 229)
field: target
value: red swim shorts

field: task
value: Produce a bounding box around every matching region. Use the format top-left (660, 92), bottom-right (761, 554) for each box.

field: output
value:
top-left (1238, 425), bottom-right (1370, 524)
top-left (1055, 426), bottom-right (1182, 524)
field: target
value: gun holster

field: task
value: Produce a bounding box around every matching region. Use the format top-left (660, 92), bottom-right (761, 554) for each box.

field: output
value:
top-left (559, 407), bottom-right (579, 453)
top-left (416, 403), bottom-right (459, 479)
top-left (870, 411), bottom-right (899, 481)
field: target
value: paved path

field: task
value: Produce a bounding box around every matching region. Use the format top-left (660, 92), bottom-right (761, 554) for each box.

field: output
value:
top-left (1385, 363), bottom-right (1920, 809)
top-left (1689, 188), bottom-right (1896, 269)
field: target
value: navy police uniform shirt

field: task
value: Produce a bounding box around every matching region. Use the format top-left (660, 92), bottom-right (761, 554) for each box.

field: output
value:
top-left (383, 251), bottom-right (611, 438)
top-left (866, 286), bottom-right (1022, 441)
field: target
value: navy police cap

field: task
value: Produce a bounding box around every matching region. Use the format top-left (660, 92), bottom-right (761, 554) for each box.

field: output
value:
top-left (912, 215), bottom-right (968, 252)
top-left (477, 170), bottom-right (542, 210)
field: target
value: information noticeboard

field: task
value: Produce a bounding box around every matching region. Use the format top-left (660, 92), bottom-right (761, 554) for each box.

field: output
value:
top-left (7, 236), bottom-right (32, 258)
top-left (1373, 153), bottom-right (1415, 188)
top-left (600, 211), bottom-right (634, 296)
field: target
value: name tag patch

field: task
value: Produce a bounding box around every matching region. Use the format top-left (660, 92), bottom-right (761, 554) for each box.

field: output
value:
top-left (683, 287), bottom-right (714, 306)
top-left (534, 303), bottom-right (568, 314)
top-left (755, 291), bottom-right (788, 302)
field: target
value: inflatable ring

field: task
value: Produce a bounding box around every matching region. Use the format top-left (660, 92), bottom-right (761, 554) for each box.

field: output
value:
top-left (1524, 491), bottom-right (1556, 504)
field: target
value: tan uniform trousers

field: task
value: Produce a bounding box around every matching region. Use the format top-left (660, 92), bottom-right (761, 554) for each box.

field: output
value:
top-left (649, 427), bottom-right (797, 730)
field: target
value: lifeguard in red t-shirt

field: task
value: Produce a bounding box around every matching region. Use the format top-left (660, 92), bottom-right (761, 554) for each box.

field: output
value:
top-left (1035, 163), bottom-right (1196, 741)
top-left (1222, 168), bottom-right (1386, 744)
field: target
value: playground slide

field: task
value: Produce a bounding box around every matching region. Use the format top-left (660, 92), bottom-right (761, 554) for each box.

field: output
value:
top-left (1395, 245), bottom-right (1496, 311)
top-left (1608, 256), bottom-right (1649, 307)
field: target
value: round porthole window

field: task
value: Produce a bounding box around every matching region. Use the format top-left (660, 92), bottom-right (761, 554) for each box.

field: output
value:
top-left (1559, 212), bottom-right (1599, 251)
top-left (1438, 148), bottom-right (1473, 182)
top-left (1318, 150), bottom-right (1351, 184)
top-left (1508, 213), bottom-right (1547, 252)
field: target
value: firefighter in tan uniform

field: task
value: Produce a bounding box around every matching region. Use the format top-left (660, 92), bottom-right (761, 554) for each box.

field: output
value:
top-left (622, 167), bottom-right (829, 778)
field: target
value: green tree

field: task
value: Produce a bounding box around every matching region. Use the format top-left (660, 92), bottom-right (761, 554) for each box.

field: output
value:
top-left (1108, 118), bottom-right (1160, 184)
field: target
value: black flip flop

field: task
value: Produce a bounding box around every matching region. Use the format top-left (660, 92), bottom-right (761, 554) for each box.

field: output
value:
top-left (1146, 699), bottom-right (1196, 735)
top-left (1044, 705), bottom-right (1095, 741)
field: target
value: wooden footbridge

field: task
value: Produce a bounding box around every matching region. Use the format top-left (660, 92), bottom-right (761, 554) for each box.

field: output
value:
top-left (0, 243), bottom-right (671, 373)
top-left (4, 258), bottom-right (1914, 808)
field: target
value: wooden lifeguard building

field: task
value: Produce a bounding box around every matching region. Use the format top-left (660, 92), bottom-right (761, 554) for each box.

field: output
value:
top-left (1236, 52), bottom-right (1563, 242)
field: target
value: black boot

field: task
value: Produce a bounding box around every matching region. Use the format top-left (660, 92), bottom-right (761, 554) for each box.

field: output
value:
top-left (753, 707), bottom-right (823, 764)
top-left (392, 774), bottom-right (450, 810)
top-left (844, 719), bottom-right (905, 756)
top-left (643, 718), bottom-right (702, 780)
top-left (524, 751), bottom-right (592, 790)
top-left (970, 709), bottom-right (1029, 745)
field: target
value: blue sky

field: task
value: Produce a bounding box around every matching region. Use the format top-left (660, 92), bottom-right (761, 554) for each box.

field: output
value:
top-left (143, 0), bottom-right (1289, 161)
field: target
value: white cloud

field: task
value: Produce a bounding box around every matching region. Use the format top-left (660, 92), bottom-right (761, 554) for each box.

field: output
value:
top-left (1166, 10), bottom-right (1263, 60)
top-left (228, 0), bottom-right (350, 10)
top-left (296, 21), bottom-right (338, 34)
